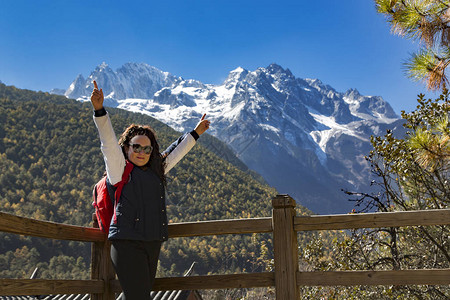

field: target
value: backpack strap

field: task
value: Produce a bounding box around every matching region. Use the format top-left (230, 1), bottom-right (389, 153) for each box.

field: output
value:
top-left (111, 160), bottom-right (134, 225)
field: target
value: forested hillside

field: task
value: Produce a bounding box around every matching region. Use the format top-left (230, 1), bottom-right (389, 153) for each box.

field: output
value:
top-left (0, 83), bottom-right (312, 279)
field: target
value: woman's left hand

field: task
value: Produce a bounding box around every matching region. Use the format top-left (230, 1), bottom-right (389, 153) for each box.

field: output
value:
top-left (194, 114), bottom-right (210, 136)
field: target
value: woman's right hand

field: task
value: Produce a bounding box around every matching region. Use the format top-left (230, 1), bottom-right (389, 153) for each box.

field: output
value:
top-left (90, 80), bottom-right (104, 110)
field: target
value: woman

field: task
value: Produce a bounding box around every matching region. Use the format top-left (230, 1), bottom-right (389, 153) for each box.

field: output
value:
top-left (90, 81), bottom-right (210, 299)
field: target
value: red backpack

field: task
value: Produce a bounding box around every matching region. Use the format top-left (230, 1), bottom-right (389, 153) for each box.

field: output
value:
top-left (92, 161), bottom-right (134, 233)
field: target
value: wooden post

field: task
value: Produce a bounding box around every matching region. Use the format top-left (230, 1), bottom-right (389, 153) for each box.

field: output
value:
top-left (272, 194), bottom-right (299, 300)
top-left (91, 214), bottom-right (116, 300)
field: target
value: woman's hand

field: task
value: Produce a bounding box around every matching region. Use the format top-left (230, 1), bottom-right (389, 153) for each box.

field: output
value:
top-left (90, 80), bottom-right (104, 110)
top-left (194, 114), bottom-right (210, 136)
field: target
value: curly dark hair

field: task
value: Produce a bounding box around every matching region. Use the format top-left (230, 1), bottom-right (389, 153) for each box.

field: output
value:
top-left (118, 124), bottom-right (166, 186)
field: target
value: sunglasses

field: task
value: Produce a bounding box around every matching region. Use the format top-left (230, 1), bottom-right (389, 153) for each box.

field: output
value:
top-left (129, 143), bottom-right (153, 154)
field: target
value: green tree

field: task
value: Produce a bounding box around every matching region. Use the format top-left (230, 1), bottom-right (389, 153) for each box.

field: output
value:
top-left (334, 93), bottom-right (449, 299)
top-left (376, 0), bottom-right (450, 91)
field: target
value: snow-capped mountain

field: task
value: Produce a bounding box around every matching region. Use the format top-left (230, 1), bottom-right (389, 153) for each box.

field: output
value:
top-left (59, 62), bottom-right (403, 214)
top-left (65, 62), bottom-right (179, 107)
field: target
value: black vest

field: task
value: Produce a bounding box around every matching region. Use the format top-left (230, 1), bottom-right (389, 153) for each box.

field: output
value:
top-left (108, 166), bottom-right (168, 241)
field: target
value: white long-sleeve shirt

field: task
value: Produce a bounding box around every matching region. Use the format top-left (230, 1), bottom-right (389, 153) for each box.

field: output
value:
top-left (93, 112), bottom-right (198, 185)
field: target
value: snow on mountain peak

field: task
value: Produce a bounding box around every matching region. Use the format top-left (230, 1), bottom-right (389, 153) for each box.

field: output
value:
top-left (345, 88), bottom-right (361, 97)
top-left (96, 62), bottom-right (110, 72)
top-left (231, 66), bottom-right (246, 73)
top-left (266, 63), bottom-right (294, 78)
top-left (65, 74), bottom-right (87, 98)
top-left (304, 78), bottom-right (337, 95)
top-left (343, 88), bottom-right (398, 123)
top-left (224, 67), bottom-right (249, 86)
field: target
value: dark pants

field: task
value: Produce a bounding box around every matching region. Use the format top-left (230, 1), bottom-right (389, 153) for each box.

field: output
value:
top-left (111, 239), bottom-right (162, 300)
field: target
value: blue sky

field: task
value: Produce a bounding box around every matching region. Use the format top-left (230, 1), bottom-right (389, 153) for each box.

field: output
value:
top-left (0, 0), bottom-right (436, 114)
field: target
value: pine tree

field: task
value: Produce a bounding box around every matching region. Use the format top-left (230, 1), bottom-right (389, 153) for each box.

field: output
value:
top-left (376, 0), bottom-right (450, 90)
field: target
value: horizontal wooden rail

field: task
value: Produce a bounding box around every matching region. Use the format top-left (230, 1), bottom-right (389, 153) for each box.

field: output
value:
top-left (297, 269), bottom-right (450, 286)
top-left (0, 211), bottom-right (272, 241)
top-left (168, 217), bottom-right (272, 237)
top-left (111, 272), bottom-right (275, 292)
top-left (0, 279), bottom-right (104, 296)
top-left (0, 211), bottom-right (105, 242)
top-left (295, 209), bottom-right (450, 231)
top-left (3, 269), bottom-right (449, 295)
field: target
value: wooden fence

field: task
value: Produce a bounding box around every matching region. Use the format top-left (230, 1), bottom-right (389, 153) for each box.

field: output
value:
top-left (0, 194), bottom-right (449, 299)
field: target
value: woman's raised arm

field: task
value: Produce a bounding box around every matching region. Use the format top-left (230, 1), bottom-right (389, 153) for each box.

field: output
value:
top-left (90, 81), bottom-right (126, 185)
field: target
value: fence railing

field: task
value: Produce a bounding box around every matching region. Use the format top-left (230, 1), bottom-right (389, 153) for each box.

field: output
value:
top-left (0, 194), bottom-right (449, 299)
